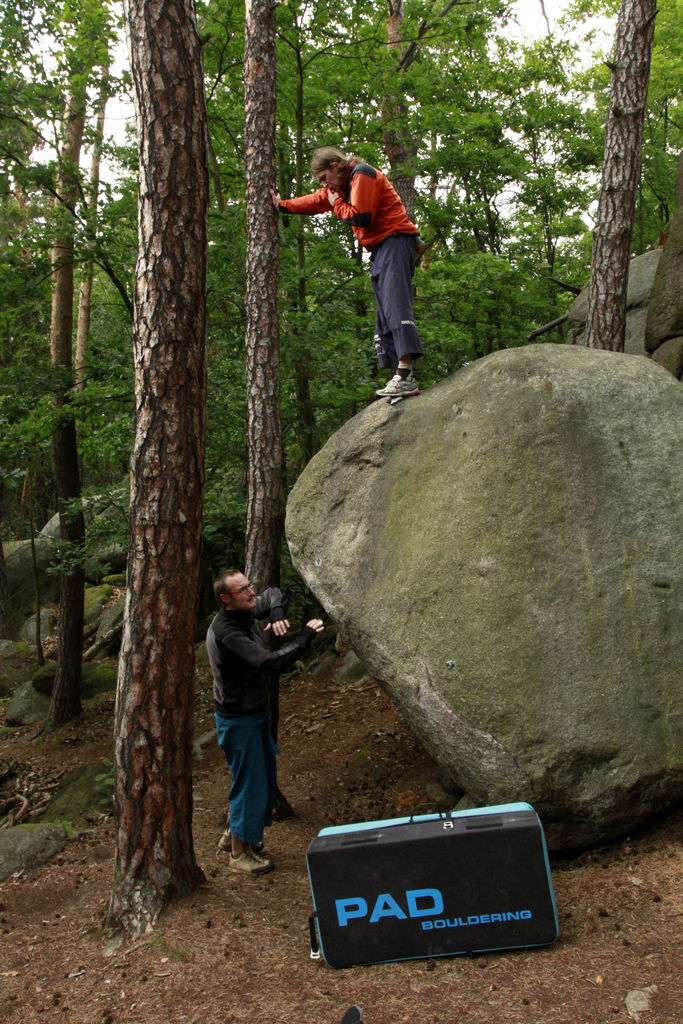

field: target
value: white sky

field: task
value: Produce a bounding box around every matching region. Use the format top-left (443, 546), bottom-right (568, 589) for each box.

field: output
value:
top-left (511, 0), bottom-right (615, 47)
top-left (104, 1), bottom-right (615, 163)
top-left (512, 0), bottom-right (558, 36)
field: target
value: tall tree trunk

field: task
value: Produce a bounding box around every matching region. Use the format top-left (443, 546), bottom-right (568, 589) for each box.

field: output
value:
top-left (28, 473), bottom-right (45, 666)
top-left (107, 0), bottom-right (209, 936)
top-left (0, 523), bottom-right (8, 641)
top-left (76, 83), bottom-right (108, 390)
top-left (42, 89), bottom-right (87, 734)
top-left (585, 0), bottom-right (657, 351)
top-left (276, 36), bottom-right (316, 476)
top-left (243, 0), bottom-right (282, 593)
top-left (383, 0), bottom-right (418, 218)
top-left (292, 45), bottom-right (315, 470)
top-left (244, 0), bottom-right (294, 821)
top-left (381, 0), bottom-right (468, 217)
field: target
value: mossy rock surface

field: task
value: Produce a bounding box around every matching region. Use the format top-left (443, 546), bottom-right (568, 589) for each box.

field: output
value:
top-left (31, 661), bottom-right (117, 697)
top-left (83, 584), bottom-right (114, 624)
top-left (0, 640), bottom-right (36, 697)
top-left (287, 345), bottom-right (683, 848)
top-left (102, 573), bottom-right (126, 586)
top-left (4, 662), bottom-right (117, 726)
top-left (43, 760), bottom-right (114, 826)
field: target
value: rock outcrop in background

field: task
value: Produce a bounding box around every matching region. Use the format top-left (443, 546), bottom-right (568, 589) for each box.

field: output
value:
top-left (645, 150), bottom-right (683, 377)
top-left (567, 150), bottom-right (683, 381)
top-left (2, 492), bottom-right (127, 639)
top-left (286, 344), bottom-right (682, 849)
top-left (566, 248), bottom-right (664, 357)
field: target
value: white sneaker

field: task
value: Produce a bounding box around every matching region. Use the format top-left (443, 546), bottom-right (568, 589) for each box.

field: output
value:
top-left (375, 372), bottom-right (419, 397)
top-left (229, 848), bottom-right (274, 875)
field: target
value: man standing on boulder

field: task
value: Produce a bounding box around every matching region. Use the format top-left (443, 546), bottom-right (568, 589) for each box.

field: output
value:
top-left (207, 569), bottom-right (324, 876)
top-left (271, 145), bottom-right (425, 399)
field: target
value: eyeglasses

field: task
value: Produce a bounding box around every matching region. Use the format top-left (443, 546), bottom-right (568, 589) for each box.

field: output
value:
top-left (228, 582), bottom-right (253, 596)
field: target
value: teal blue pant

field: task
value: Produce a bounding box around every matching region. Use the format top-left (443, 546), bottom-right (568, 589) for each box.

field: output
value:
top-left (215, 709), bottom-right (280, 846)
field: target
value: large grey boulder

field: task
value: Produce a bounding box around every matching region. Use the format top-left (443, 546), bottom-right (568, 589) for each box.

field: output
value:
top-left (286, 344), bottom-right (682, 849)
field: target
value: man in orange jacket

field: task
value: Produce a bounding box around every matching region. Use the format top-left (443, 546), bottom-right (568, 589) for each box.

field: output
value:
top-left (271, 146), bottom-right (424, 399)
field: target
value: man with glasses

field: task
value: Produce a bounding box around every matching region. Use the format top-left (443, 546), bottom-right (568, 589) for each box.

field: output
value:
top-left (207, 569), bottom-right (324, 875)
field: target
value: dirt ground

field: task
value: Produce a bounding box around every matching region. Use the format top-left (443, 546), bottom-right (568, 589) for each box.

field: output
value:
top-left (0, 650), bottom-right (681, 1024)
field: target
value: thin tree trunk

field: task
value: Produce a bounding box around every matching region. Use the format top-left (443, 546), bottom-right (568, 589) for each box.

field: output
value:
top-left (244, 0), bottom-right (294, 821)
top-left (243, 0), bottom-right (282, 593)
top-left (42, 90), bottom-right (87, 735)
top-left (107, 0), bottom-right (209, 936)
top-left (76, 83), bottom-right (108, 390)
top-left (293, 51), bottom-right (316, 469)
top-left (585, 0), bottom-right (657, 351)
top-left (28, 473), bottom-right (45, 666)
top-left (0, 518), bottom-right (8, 641)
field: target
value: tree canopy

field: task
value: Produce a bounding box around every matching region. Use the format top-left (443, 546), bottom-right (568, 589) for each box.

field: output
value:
top-left (1, 0), bottom-right (681, 608)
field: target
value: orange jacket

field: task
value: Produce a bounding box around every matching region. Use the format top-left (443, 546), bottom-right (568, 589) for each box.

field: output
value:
top-left (278, 161), bottom-right (418, 251)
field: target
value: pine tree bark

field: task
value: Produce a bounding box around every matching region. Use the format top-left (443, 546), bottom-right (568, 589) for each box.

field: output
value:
top-left (244, 0), bottom-right (295, 821)
top-left (42, 90), bottom-right (87, 734)
top-left (243, 0), bottom-right (282, 593)
top-left (383, 0), bottom-right (418, 218)
top-left (585, 0), bottom-right (657, 351)
top-left (107, 0), bottom-right (209, 936)
top-left (280, 30), bottom-right (316, 475)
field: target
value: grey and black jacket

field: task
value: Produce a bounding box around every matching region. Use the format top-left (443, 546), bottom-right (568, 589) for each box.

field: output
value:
top-left (206, 588), bottom-right (317, 718)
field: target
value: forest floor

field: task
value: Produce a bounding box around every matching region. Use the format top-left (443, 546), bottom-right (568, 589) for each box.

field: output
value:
top-left (0, 648), bottom-right (681, 1024)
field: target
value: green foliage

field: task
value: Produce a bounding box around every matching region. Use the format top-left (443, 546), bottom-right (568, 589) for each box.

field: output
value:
top-left (94, 757), bottom-right (114, 799)
top-left (567, 0), bottom-right (682, 248)
top-left (0, 0), bottom-right (135, 563)
top-left (1, 0), bottom-right (681, 605)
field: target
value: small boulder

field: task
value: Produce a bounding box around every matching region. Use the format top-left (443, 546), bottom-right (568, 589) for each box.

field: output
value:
top-left (0, 823), bottom-right (69, 883)
top-left (18, 608), bottom-right (57, 649)
top-left (4, 680), bottom-right (51, 725)
top-left (0, 641), bottom-right (36, 698)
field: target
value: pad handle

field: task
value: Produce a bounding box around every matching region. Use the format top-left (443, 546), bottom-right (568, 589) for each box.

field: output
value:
top-left (409, 801), bottom-right (447, 821)
top-left (308, 913), bottom-right (321, 960)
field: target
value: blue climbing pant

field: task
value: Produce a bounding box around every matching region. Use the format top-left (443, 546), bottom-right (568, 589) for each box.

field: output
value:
top-left (215, 709), bottom-right (279, 846)
top-left (371, 233), bottom-right (424, 369)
